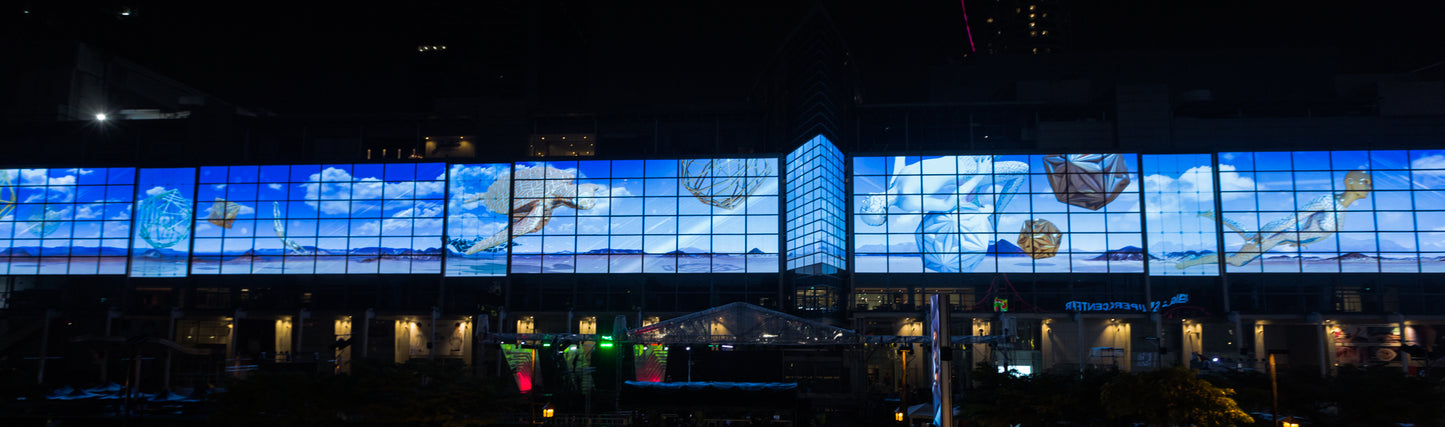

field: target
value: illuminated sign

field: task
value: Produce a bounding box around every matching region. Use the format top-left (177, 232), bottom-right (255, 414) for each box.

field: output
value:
top-left (1064, 293), bottom-right (1189, 312)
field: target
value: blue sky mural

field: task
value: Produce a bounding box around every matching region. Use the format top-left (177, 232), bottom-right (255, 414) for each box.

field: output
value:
top-left (131, 168), bottom-right (196, 277)
top-left (189, 163), bottom-right (446, 274)
top-left (463, 159), bottom-right (780, 274)
top-left (0, 167), bottom-right (134, 275)
top-left (853, 154), bottom-right (1142, 273)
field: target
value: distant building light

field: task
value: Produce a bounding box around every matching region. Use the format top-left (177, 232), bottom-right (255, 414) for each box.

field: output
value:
top-left (94, 113), bottom-right (107, 121)
top-left (1029, 4), bottom-right (1036, 10)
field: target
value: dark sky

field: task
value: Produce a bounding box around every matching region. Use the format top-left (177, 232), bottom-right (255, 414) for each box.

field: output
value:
top-left (12, 1), bottom-right (1444, 112)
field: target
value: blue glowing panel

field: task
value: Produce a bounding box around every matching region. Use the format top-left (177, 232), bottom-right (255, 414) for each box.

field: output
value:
top-left (130, 168), bottom-right (196, 277)
top-left (1142, 154), bottom-right (1220, 276)
top-left (445, 163), bottom-right (511, 276)
top-left (785, 135), bottom-right (846, 274)
top-left (191, 163), bottom-right (446, 274)
top-left (1215, 150), bottom-right (1441, 273)
top-left (506, 158), bottom-right (779, 274)
top-left (853, 154), bottom-right (1141, 273)
top-left (0, 167), bottom-right (134, 275)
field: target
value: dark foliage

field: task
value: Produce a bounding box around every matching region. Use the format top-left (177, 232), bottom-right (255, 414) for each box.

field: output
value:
top-left (208, 359), bottom-right (527, 427)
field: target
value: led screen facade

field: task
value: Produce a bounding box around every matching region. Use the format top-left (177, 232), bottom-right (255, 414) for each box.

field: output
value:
top-left (785, 135), bottom-right (846, 273)
top-left (131, 168), bottom-right (196, 277)
top-left (853, 154), bottom-right (1142, 273)
top-left (1213, 150), bottom-right (1445, 273)
top-left (1142, 154), bottom-right (1221, 276)
top-left (445, 163), bottom-right (512, 276)
top-left (501, 159), bottom-right (779, 274)
top-left (0, 167), bottom-right (134, 275)
top-left (190, 164), bottom-right (446, 274)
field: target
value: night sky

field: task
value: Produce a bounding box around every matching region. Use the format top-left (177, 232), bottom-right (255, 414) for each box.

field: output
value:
top-left (9, 1), bottom-right (1444, 113)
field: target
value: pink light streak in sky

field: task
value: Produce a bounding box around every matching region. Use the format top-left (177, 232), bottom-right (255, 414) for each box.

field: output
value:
top-left (960, 0), bottom-right (977, 52)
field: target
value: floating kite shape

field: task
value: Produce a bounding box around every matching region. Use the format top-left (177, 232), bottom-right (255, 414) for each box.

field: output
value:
top-left (1041, 154), bottom-right (1131, 210)
top-left (206, 198), bottom-right (247, 229)
top-left (1016, 219), bottom-right (1063, 259)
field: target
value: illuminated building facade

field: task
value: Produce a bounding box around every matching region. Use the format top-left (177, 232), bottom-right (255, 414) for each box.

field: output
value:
top-left (3, 5), bottom-right (1444, 422)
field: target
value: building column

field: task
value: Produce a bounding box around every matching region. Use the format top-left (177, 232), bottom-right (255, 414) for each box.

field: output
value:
top-left (1253, 322), bottom-right (1267, 373)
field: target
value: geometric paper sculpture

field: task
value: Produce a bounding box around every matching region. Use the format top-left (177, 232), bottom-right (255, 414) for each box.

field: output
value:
top-left (1041, 154), bottom-right (1131, 210)
top-left (136, 189), bottom-right (193, 249)
top-left (917, 212), bottom-right (992, 272)
top-left (1016, 219), bottom-right (1063, 259)
top-left (680, 158), bottom-right (773, 210)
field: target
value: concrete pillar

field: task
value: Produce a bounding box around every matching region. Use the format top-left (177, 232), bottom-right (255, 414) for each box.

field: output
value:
top-left (1253, 322), bottom-right (1267, 372)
